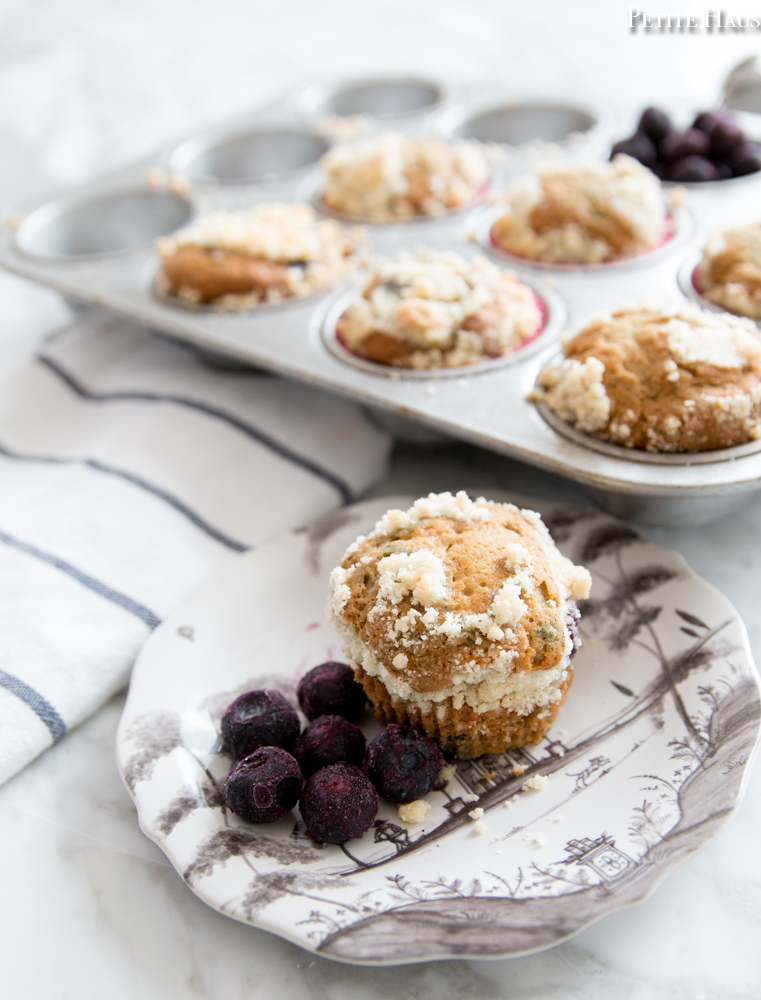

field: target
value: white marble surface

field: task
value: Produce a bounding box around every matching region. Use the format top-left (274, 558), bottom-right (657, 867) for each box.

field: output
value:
top-left (1, 1), bottom-right (761, 996)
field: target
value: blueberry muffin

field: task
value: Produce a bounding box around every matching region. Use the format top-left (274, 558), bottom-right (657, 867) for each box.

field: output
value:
top-left (530, 303), bottom-right (761, 451)
top-left (156, 202), bottom-right (355, 308)
top-left (490, 155), bottom-right (669, 264)
top-left (336, 251), bottom-right (543, 369)
top-left (320, 131), bottom-right (488, 221)
top-left (695, 225), bottom-right (761, 320)
top-left (327, 491), bottom-right (591, 758)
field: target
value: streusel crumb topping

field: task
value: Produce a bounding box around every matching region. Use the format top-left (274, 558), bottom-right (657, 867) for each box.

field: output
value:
top-left (491, 155), bottom-right (668, 264)
top-left (321, 131), bottom-right (488, 221)
top-left (327, 492), bottom-right (590, 714)
top-left (336, 251), bottom-right (543, 369)
top-left (156, 202), bottom-right (355, 308)
top-left (696, 224), bottom-right (761, 321)
top-left (530, 303), bottom-right (761, 451)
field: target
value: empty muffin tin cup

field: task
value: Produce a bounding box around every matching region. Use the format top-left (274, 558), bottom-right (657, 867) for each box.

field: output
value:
top-left (437, 99), bottom-right (602, 146)
top-left (318, 279), bottom-right (566, 379)
top-left (165, 125), bottom-right (330, 184)
top-left (15, 188), bottom-right (193, 260)
top-left (476, 203), bottom-right (692, 273)
top-left (295, 76), bottom-right (444, 119)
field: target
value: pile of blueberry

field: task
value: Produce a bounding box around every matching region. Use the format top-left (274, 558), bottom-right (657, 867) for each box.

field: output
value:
top-left (610, 106), bottom-right (761, 182)
top-left (221, 661), bottom-right (445, 844)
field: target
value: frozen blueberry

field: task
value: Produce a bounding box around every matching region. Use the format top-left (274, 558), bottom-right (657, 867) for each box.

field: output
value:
top-left (637, 107), bottom-right (673, 144)
top-left (292, 714), bottom-right (366, 776)
top-left (297, 661), bottom-right (367, 722)
top-left (610, 133), bottom-right (657, 168)
top-left (221, 689), bottom-right (300, 758)
top-left (299, 763), bottom-right (378, 843)
top-left (710, 120), bottom-right (745, 159)
top-left (365, 724), bottom-right (445, 804)
top-left (729, 141), bottom-right (761, 176)
top-left (667, 155), bottom-right (719, 183)
top-left (224, 747), bottom-right (303, 824)
top-left (660, 128), bottom-right (711, 163)
top-left (691, 108), bottom-right (732, 134)
top-left (715, 161), bottom-right (734, 180)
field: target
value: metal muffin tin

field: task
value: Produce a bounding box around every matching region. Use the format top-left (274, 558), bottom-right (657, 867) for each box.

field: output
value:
top-left (3, 76), bottom-right (761, 527)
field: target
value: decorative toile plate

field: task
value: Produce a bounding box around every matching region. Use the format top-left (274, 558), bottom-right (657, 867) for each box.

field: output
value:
top-left (116, 492), bottom-right (761, 966)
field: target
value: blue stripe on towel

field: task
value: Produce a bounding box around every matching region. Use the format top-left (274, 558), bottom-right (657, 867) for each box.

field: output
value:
top-left (0, 441), bottom-right (249, 553)
top-left (0, 669), bottom-right (67, 740)
top-left (38, 354), bottom-right (354, 505)
top-left (0, 527), bottom-right (162, 629)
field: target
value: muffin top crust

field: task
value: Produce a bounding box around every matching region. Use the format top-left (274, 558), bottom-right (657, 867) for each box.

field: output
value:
top-left (336, 251), bottom-right (543, 368)
top-left (327, 492), bottom-right (591, 707)
top-left (320, 131), bottom-right (488, 221)
top-left (696, 224), bottom-right (761, 320)
top-left (530, 303), bottom-right (761, 452)
top-left (490, 155), bottom-right (668, 264)
top-left (156, 202), bottom-right (355, 306)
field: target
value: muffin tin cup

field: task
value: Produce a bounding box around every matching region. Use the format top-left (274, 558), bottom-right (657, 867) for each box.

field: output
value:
top-left (535, 397), bottom-right (761, 467)
top-left (301, 175), bottom-right (491, 227)
top-left (293, 76), bottom-right (447, 122)
top-left (4, 79), bottom-right (761, 527)
top-left (434, 96), bottom-right (615, 151)
top-left (163, 124), bottom-right (331, 186)
top-left (319, 278), bottom-right (567, 380)
top-left (146, 257), bottom-right (346, 316)
top-left (15, 187), bottom-right (194, 261)
top-left (584, 487), bottom-right (754, 527)
top-left (676, 251), bottom-right (761, 327)
top-left (474, 202), bottom-right (694, 273)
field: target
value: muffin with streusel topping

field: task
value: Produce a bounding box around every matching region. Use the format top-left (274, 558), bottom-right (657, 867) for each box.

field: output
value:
top-left (156, 202), bottom-right (356, 309)
top-left (327, 491), bottom-right (591, 758)
top-left (490, 155), bottom-right (669, 264)
top-left (320, 131), bottom-right (488, 221)
top-left (695, 224), bottom-right (761, 320)
top-left (336, 251), bottom-right (544, 369)
top-left (530, 303), bottom-right (761, 451)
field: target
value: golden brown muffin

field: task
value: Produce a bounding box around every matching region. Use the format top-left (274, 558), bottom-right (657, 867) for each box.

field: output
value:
top-left (327, 492), bottom-right (591, 758)
top-left (156, 202), bottom-right (355, 308)
top-left (695, 225), bottom-right (761, 320)
top-left (336, 251), bottom-right (543, 369)
top-left (490, 155), bottom-right (668, 264)
top-left (320, 132), bottom-right (488, 221)
top-left (530, 303), bottom-right (761, 452)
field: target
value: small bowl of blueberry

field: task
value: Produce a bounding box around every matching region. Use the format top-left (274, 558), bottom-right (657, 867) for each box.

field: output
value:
top-left (611, 105), bottom-right (761, 183)
top-left (220, 661), bottom-right (445, 845)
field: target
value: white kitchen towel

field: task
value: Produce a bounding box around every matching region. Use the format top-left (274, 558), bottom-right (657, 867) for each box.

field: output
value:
top-left (0, 310), bottom-right (391, 785)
